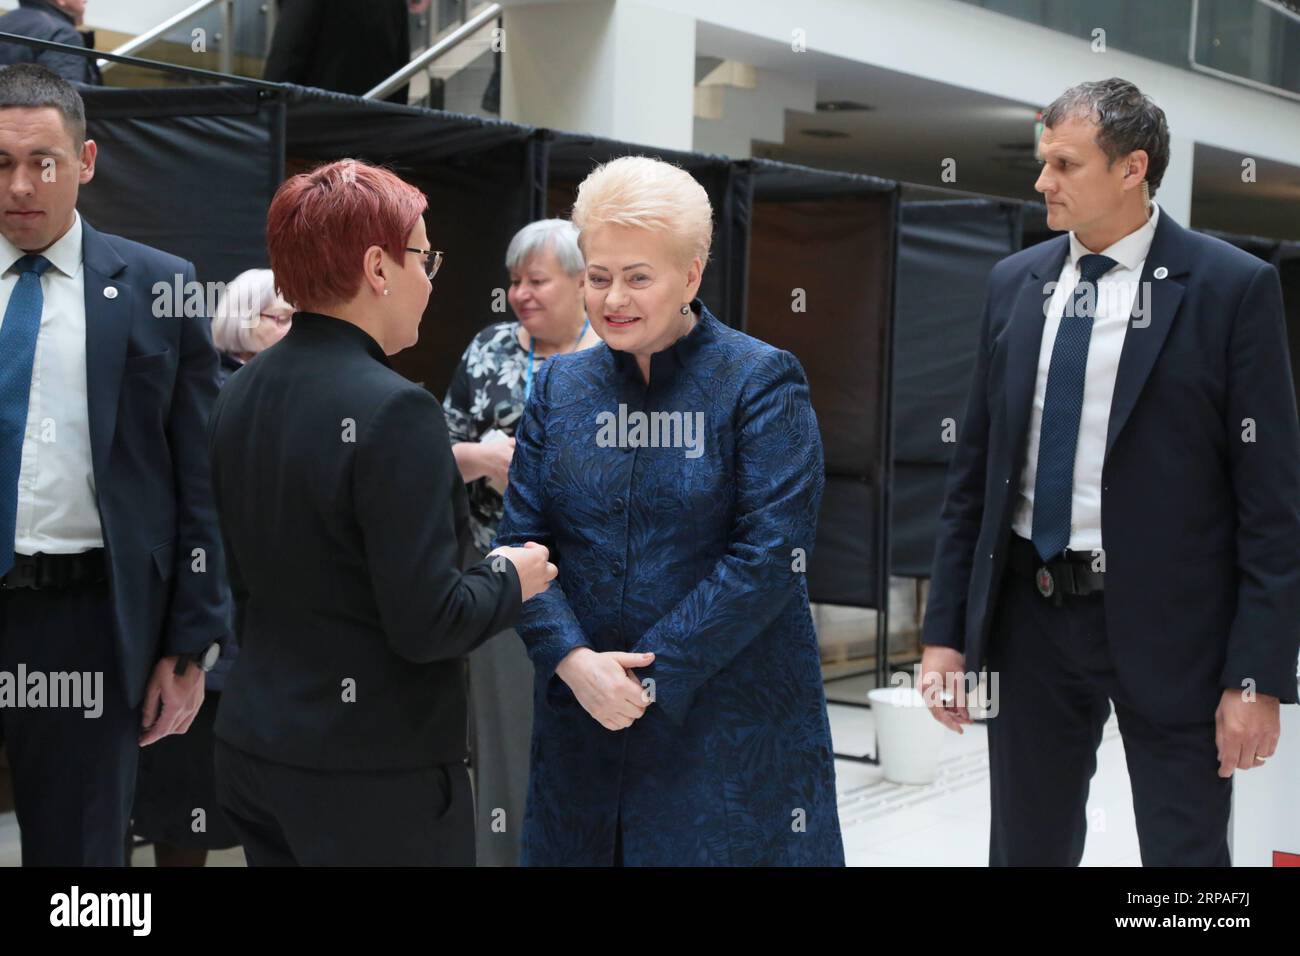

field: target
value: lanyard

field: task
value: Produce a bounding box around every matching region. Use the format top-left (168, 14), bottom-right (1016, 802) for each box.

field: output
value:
top-left (524, 317), bottom-right (589, 402)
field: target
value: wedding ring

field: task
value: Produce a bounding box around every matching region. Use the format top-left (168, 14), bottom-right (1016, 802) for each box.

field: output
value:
top-left (1253, 754), bottom-right (1267, 764)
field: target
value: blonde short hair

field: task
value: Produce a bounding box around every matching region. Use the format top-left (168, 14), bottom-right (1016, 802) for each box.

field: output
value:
top-left (570, 155), bottom-right (713, 270)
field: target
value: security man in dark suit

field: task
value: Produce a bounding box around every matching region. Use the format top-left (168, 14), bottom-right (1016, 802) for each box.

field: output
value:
top-left (209, 158), bottom-right (555, 866)
top-left (921, 78), bottom-right (1300, 866)
top-left (0, 64), bottom-right (228, 865)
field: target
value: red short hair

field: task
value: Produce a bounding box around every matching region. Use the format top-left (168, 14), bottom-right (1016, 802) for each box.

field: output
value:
top-left (267, 159), bottom-right (428, 309)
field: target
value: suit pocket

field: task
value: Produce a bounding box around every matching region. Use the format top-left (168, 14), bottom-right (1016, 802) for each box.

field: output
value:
top-left (125, 349), bottom-right (172, 374)
top-left (432, 763), bottom-right (456, 822)
top-left (151, 541), bottom-right (174, 581)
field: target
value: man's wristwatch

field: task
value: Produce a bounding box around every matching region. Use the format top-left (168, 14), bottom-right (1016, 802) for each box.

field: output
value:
top-left (173, 641), bottom-right (221, 676)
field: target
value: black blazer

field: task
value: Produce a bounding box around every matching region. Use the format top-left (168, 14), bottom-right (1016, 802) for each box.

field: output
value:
top-left (75, 219), bottom-right (230, 708)
top-left (208, 312), bottom-right (521, 771)
top-left (263, 0), bottom-right (409, 102)
top-left (0, 0), bottom-right (100, 85)
top-left (923, 211), bottom-right (1300, 722)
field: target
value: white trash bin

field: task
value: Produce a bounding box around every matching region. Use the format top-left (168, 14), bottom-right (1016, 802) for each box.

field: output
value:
top-left (867, 686), bottom-right (948, 785)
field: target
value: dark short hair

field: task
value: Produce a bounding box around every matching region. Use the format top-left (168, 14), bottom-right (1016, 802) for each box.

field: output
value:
top-left (0, 63), bottom-right (87, 146)
top-left (1042, 78), bottom-right (1169, 196)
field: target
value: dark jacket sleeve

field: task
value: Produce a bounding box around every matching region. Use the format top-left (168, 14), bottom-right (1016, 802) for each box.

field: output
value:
top-left (920, 281), bottom-right (996, 654)
top-left (162, 259), bottom-right (232, 657)
top-left (1221, 262), bottom-right (1300, 703)
top-left (629, 350), bottom-right (825, 727)
top-left (262, 0), bottom-right (324, 84)
top-left (355, 385), bottom-right (521, 663)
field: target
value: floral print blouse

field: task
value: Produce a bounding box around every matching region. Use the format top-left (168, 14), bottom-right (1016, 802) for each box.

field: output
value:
top-left (442, 321), bottom-right (533, 553)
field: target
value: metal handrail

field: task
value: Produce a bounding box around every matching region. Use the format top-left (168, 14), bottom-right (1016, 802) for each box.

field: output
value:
top-left (98, 0), bottom-right (228, 73)
top-left (363, 2), bottom-right (501, 101)
top-left (0, 30), bottom-right (284, 89)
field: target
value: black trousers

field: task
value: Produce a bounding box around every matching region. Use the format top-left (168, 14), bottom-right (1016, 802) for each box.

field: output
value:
top-left (0, 580), bottom-right (140, 866)
top-left (214, 739), bottom-right (475, 866)
top-left (986, 535), bottom-right (1232, 866)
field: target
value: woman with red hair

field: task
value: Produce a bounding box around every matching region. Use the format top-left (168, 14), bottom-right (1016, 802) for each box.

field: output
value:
top-left (207, 159), bottom-right (556, 866)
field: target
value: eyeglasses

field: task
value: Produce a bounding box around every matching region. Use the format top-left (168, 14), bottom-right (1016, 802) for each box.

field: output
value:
top-left (259, 312), bottom-right (293, 328)
top-left (406, 247), bottom-right (445, 281)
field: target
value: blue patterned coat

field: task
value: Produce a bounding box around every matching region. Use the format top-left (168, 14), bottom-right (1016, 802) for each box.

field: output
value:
top-left (495, 300), bottom-right (844, 866)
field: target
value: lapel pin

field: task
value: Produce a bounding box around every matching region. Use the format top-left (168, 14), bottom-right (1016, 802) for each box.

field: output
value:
top-left (1153, 266), bottom-right (1168, 279)
top-left (103, 286), bottom-right (118, 299)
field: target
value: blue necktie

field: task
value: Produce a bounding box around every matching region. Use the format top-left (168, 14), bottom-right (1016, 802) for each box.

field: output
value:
top-left (1031, 252), bottom-right (1117, 562)
top-left (0, 254), bottom-right (53, 577)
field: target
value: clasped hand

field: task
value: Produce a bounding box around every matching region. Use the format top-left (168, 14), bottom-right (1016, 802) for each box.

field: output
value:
top-left (556, 646), bottom-right (655, 731)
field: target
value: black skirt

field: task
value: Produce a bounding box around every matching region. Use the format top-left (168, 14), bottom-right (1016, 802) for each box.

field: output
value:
top-left (132, 692), bottom-right (240, 850)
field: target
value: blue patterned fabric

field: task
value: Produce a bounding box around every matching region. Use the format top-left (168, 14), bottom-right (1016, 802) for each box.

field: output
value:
top-left (1031, 253), bottom-right (1117, 561)
top-left (496, 299), bottom-right (844, 866)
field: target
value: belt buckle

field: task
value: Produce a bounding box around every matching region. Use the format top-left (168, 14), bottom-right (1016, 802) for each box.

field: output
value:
top-left (1035, 565), bottom-right (1055, 598)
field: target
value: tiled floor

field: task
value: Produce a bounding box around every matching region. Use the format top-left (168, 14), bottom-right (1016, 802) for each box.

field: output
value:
top-left (0, 705), bottom-right (1142, 867)
top-left (829, 700), bottom-right (1143, 866)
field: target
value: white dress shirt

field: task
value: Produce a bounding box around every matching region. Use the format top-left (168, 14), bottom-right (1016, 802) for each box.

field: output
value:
top-left (0, 211), bottom-right (103, 555)
top-left (1011, 202), bottom-right (1160, 552)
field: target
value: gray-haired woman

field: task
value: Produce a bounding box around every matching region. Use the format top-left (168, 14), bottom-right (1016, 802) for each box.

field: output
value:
top-left (443, 219), bottom-right (596, 866)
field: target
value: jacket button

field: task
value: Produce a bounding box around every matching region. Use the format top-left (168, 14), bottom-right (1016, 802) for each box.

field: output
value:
top-left (611, 559), bottom-right (624, 576)
top-left (612, 497), bottom-right (625, 513)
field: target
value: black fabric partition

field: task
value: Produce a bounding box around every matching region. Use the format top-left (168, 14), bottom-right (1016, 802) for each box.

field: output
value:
top-left (1018, 200), bottom-right (1054, 250)
top-left (1207, 230), bottom-right (1300, 418)
top-left (745, 159), bottom-right (898, 613)
top-left (540, 132), bottom-right (750, 326)
top-left (1278, 244), bottom-right (1300, 416)
top-left (73, 83), bottom-right (904, 647)
top-left (282, 86), bottom-right (542, 393)
top-left (80, 85), bottom-right (285, 285)
top-left (891, 199), bottom-right (1020, 577)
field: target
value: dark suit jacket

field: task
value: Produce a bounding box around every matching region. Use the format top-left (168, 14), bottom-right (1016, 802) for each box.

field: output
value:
top-left (79, 218), bottom-right (230, 707)
top-left (208, 312), bottom-right (522, 771)
top-left (923, 210), bottom-right (1300, 722)
top-left (263, 0), bottom-right (409, 102)
top-left (0, 0), bottom-right (100, 85)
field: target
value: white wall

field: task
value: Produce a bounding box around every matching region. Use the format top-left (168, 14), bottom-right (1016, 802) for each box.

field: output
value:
top-left (501, 0), bottom-right (695, 149)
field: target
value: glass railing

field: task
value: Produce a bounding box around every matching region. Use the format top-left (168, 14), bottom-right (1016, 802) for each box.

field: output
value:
top-left (92, 0), bottom-right (499, 117)
top-left (956, 0), bottom-right (1300, 99)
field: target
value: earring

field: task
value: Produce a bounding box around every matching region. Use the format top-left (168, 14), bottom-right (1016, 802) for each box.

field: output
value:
top-left (680, 304), bottom-right (690, 315)
top-left (383, 289), bottom-right (391, 296)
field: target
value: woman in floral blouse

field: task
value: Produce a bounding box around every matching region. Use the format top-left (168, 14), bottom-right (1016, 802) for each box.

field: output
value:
top-left (442, 218), bottom-right (597, 866)
top-left (444, 219), bottom-right (599, 553)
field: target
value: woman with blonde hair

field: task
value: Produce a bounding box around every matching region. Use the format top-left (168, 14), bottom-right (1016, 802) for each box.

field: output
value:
top-left (496, 155), bottom-right (843, 865)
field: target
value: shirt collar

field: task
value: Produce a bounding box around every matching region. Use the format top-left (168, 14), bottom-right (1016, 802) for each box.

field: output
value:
top-left (288, 311), bottom-right (391, 367)
top-left (1068, 201), bottom-right (1159, 274)
top-left (0, 210), bottom-right (84, 278)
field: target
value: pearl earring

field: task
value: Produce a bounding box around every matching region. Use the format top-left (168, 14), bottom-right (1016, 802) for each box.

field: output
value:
top-left (383, 289), bottom-right (391, 296)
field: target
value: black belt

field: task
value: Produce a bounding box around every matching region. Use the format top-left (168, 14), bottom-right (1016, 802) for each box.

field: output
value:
top-left (1008, 534), bottom-right (1104, 600)
top-left (0, 550), bottom-right (107, 590)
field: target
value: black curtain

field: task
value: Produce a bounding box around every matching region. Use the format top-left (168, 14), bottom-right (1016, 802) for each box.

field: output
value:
top-left (282, 85), bottom-right (541, 395)
top-left (746, 159), bottom-right (898, 609)
top-left (80, 85), bottom-right (285, 285)
top-left (891, 199), bottom-right (1020, 577)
